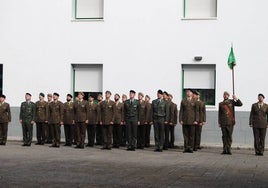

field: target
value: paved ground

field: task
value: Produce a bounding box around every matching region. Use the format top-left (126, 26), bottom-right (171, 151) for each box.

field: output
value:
top-left (0, 141), bottom-right (268, 188)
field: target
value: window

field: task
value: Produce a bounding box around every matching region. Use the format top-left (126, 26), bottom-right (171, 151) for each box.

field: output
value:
top-left (0, 64), bottom-right (2, 95)
top-left (182, 64), bottom-right (216, 105)
top-left (74, 0), bottom-right (104, 20)
top-left (183, 0), bottom-right (217, 19)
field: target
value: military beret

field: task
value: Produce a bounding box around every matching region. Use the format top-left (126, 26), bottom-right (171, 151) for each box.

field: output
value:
top-left (26, 93), bottom-right (32, 97)
top-left (157, 90), bottom-right (163, 95)
top-left (138, 92), bottom-right (144, 97)
top-left (129, 90), bottom-right (136, 94)
top-left (39, 93), bottom-right (45, 97)
top-left (163, 91), bottom-right (169, 96)
top-left (0, 94), bottom-right (6, 99)
top-left (53, 92), bottom-right (59, 97)
top-left (67, 94), bottom-right (73, 98)
top-left (258, 93), bottom-right (265, 99)
top-left (105, 90), bottom-right (112, 95)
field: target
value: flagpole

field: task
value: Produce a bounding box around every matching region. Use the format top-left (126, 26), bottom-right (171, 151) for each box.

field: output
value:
top-left (232, 67), bottom-right (235, 95)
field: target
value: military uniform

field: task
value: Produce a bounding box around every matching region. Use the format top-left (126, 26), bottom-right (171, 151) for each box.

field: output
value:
top-left (124, 99), bottom-right (140, 150)
top-left (249, 102), bottom-right (268, 155)
top-left (86, 101), bottom-right (98, 147)
top-left (20, 101), bottom-right (36, 146)
top-left (145, 101), bottom-right (152, 147)
top-left (179, 98), bottom-right (199, 152)
top-left (168, 101), bottom-right (178, 148)
top-left (137, 100), bottom-right (150, 149)
top-left (46, 100), bottom-right (54, 144)
top-left (74, 100), bottom-right (89, 148)
top-left (99, 100), bottom-right (115, 149)
top-left (113, 101), bottom-right (124, 148)
top-left (194, 100), bottom-right (206, 150)
top-left (218, 99), bottom-right (242, 154)
top-left (96, 101), bottom-right (103, 145)
top-left (63, 101), bottom-right (75, 146)
top-left (0, 102), bottom-right (11, 145)
top-left (163, 100), bottom-right (171, 150)
top-left (35, 100), bottom-right (48, 144)
top-left (49, 101), bottom-right (64, 147)
top-left (152, 99), bottom-right (170, 151)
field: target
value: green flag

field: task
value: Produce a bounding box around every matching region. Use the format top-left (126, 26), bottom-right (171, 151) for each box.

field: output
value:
top-left (228, 46), bottom-right (236, 69)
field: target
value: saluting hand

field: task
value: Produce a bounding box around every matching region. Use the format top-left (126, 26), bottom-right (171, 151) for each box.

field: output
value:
top-left (232, 95), bottom-right (238, 100)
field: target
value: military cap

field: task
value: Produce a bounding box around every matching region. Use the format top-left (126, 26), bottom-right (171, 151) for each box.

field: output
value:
top-left (157, 90), bottom-right (163, 95)
top-left (39, 93), bottom-right (45, 97)
top-left (105, 90), bottom-right (112, 95)
top-left (67, 94), bottom-right (73, 98)
top-left (53, 92), bottom-right (59, 97)
top-left (192, 90), bottom-right (200, 96)
top-left (145, 95), bottom-right (150, 99)
top-left (26, 93), bottom-right (32, 97)
top-left (78, 92), bottom-right (85, 97)
top-left (47, 93), bottom-right (52, 97)
top-left (130, 90), bottom-right (136, 94)
top-left (0, 94), bottom-right (6, 99)
top-left (258, 93), bottom-right (265, 99)
top-left (223, 91), bottom-right (230, 96)
top-left (97, 94), bottom-right (103, 98)
top-left (114, 93), bottom-right (120, 98)
top-left (88, 94), bottom-right (94, 98)
top-left (163, 91), bottom-right (169, 96)
top-left (138, 92), bottom-right (144, 97)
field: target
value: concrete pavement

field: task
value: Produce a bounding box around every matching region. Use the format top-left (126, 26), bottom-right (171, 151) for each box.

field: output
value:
top-left (0, 141), bottom-right (268, 188)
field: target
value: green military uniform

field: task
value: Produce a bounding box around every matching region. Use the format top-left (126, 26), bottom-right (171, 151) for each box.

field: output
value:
top-left (35, 100), bottom-right (48, 144)
top-left (124, 99), bottom-right (140, 150)
top-left (152, 99), bottom-right (170, 151)
top-left (137, 100), bottom-right (150, 149)
top-left (63, 101), bottom-right (75, 146)
top-left (179, 98), bottom-right (199, 153)
top-left (86, 101), bottom-right (99, 147)
top-left (49, 100), bottom-right (64, 147)
top-left (145, 101), bottom-right (152, 147)
top-left (20, 101), bottom-right (36, 146)
top-left (194, 100), bottom-right (206, 150)
top-left (46, 100), bottom-right (53, 144)
top-left (218, 99), bottom-right (242, 154)
top-left (168, 101), bottom-right (178, 148)
top-left (0, 101), bottom-right (11, 145)
top-left (96, 101), bottom-right (103, 145)
top-left (113, 101), bottom-right (124, 148)
top-left (249, 102), bottom-right (268, 155)
top-left (99, 100), bottom-right (115, 149)
top-left (74, 99), bottom-right (89, 149)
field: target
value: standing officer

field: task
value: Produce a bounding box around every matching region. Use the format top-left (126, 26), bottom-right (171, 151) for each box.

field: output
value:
top-left (86, 94), bottom-right (98, 147)
top-left (168, 94), bottom-right (178, 149)
top-left (46, 93), bottom-right (53, 144)
top-left (20, 93), bottom-right (36, 146)
top-left (63, 94), bottom-right (75, 146)
top-left (144, 95), bottom-right (152, 147)
top-left (48, 93), bottom-right (64, 148)
top-left (35, 93), bottom-right (48, 145)
top-left (137, 92), bottom-right (150, 149)
top-left (74, 92), bottom-right (89, 149)
top-left (96, 94), bottom-right (103, 146)
top-left (99, 91), bottom-right (115, 150)
top-left (218, 91), bottom-right (242, 155)
top-left (112, 93), bottom-right (124, 148)
top-left (249, 94), bottom-right (268, 156)
top-left (179, 89), bottom-right (199, 153)
top-left (193, 90), bottom-right (206, 150)
top-left (163, 91), bottom-right (171, 150)
top-left (124, 90), bottom-right (140, 151)
top-left (0, 94), bottom-right (11, 145)
top-left (120, 94), bottom-right (128, 147)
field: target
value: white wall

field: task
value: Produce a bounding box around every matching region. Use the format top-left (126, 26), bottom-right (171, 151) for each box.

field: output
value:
top-left (0, 0), bottom-right (268, 110)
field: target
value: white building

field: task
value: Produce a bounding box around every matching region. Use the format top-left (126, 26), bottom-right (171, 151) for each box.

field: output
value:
top-left (1, 0), bottom-right (267, 146)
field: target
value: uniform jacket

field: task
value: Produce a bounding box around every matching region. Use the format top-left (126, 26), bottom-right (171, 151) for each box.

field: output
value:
top-left (63, 101), bottom-right (75, 125)
top-left (35, 100), bottom-right (48, 123)
top-left (124, 99), bottom-right (140, 121)
top-left (99, 100), bottom-right (116, 125)
top-left (218, 99), bottom-right (243, 126)
top-left (87, 101), bottom-right (99, 125)
top-left (145, 101), bottom-right (152, 123)
top-left (20, 101), bottom-right (36, 122)
top-left (249, 102), bottom-right (268, 128)
top-left (114, 101), bottom-right (124, 124)
top-left (139, 100), bottom-right (150, 125)
top-left (169, 102), bottom-right (178, 125)
top-left (74, 100), bottom-right (89, 123)
top-left (0, 102), bottom-right (11, 123)
top-left (196, 100), bottom-right (206, 123)
top-left (179, 98), bottom-right (198, 125)
top-left (48, 101), bottom-right (64, 124)
top-left (151, 98), bottom-right (170, 122)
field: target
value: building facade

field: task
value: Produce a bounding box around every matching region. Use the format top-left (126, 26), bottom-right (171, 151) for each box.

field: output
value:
top-left (1, 0), bottom-right (267, 146)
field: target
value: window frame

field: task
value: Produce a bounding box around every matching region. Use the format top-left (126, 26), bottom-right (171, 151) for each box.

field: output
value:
top-left (73, 0), bottom-right (104, 21)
